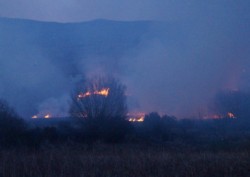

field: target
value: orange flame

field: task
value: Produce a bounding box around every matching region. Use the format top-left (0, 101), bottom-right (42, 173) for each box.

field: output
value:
top-left (32, 115), bottom-right (38, 119)
top-left (94, 88), bottom-right (109, 97)
top-left (128, 112), bottom-right (145, 122)
top-left (31, 114), bottom-right (52, 119)
top-left (78, 91), bottom-right (91, 98)
top-left (129, 117), bottom-right (144, 122)
top-left (44, 114), bottom-right (51, 119)
top-left (227, 112), bottom-right (236, 119)
top-left (78, 88), bottom-right (109, 99)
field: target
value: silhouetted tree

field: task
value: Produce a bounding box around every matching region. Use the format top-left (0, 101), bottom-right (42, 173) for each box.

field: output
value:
top-left (0, 99), bottom-right (27, 147)
top-left (139, 113), bottom-right (183, 142)
top-left (142, 112), bottom-right (163, 141)
top-left (70, 76), bottom-right (127, 120)
top-left (69, 76), bottom-right (130, 143)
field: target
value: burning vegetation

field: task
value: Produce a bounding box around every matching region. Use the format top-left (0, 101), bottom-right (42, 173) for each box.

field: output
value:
top-left (127, 112), bottom-right (145, 122)
top-left (203, 112), bottom-right (237, 120)
top-left (2, 99), bottom-right (250, 177)
top-left (70, 76), bottom-right (127, 120)
top-left (31, 115), bottom-right (38, 119)
top-left (31, 88), bottom-right (245, 122)
top-left (31, 113), bottom-right (52, 119)
top-left (77, 88), bottom-right (110, 99)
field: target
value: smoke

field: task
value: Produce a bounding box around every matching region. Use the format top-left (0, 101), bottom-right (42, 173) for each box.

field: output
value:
top-left (120, 18), bottom-right (250, 117)
top-left (0, 33), bottom-right (72, 117)
top-left (0, 1), bottom-right (250, 118)
top-left (70, 17), bottom-right (249, 118)
top-left (34, 95), bottom-right (70, 118)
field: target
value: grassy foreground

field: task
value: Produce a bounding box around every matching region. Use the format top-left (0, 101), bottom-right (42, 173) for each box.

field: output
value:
top-left (0, 144), bottom-right (249, 177)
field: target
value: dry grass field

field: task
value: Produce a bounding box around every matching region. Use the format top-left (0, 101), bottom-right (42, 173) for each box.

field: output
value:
top-left (0, 144), bottom-right (249, 177)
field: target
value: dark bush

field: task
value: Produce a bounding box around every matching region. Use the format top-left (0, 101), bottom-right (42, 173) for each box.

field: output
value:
top-left (80, 118), bottom-right (132, 143)
top-left (140, 112), bottom-right (179, 142)
top-left (0, 99), bottom-right (27, 147)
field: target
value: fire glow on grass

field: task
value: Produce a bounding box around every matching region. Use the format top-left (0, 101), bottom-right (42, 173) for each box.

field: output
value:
top-left (128, 112), bottom-right (145, 122)
top-left (44, 114), bottom-right (51, 119)
top-left (32, 114), bottom-right (52, 119)
top-left (31, 88), bottom-right (110, 119)
top-left (31, 115), bottom-right (38, 119)
top-left (78, 88), bottom-right (110, 99)
top-left (203, 112), bottom-right (237, 119)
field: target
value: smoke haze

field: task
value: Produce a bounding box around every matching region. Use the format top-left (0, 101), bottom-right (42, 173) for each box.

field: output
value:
top-left (0, 1), bottom-right (250, 118)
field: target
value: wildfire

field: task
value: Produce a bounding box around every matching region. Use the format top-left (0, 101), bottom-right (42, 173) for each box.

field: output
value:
top-left (31, 114), bottom-right (52, 119)
top-left (78, 88), bottom-right (110, 99)
top-left (44, 114), bottom-right (51, 119)
top-left (129, 117), bottom-right (144, 122)
top-left (210, 115), bottom-right (223, 119)
top-left (32, 115), bottom-right (38, 119)
top-left (78, 91), bottom-right (91, 98)
top-left (94, 88), bottom-right (109, 96)
top-left (227, 112), bottom-right (236, 119)
top-left (128, 112), bottom-right (145, 122)
top-left (203, 112), bottom-right (237, 119)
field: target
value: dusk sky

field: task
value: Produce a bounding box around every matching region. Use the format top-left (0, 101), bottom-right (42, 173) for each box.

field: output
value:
top-left (0, 0), bottom-right (249, 22)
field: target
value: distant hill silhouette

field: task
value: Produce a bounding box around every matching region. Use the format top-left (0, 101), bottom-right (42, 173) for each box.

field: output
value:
top-left (0, 18), bottom-right (173, 75)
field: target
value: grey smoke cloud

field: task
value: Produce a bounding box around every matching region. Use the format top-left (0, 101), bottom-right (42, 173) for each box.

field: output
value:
top-left (118, 15), bottom-right (250, 117)
top-left (0, 36), bottom-right (72, 117)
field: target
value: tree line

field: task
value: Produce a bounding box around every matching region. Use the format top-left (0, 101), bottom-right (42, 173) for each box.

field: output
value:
top-left (1, 76), bottom-right (250, 151)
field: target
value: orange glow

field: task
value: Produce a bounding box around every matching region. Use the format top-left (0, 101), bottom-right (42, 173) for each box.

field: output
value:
top-left (203, 112), bottom-right (237, 119)
top-left (129, 117), bottom-right (144, 122)
top-left (78, 88), bottom-right (110, 99)
top-left (128, 118), bottom-right (135, 122)
top-left (227, 112), bottom-right (236, 119)
top-left (78, 91), bottom-right (91, 98)
top-left (31, 114), bottom-right (52, 119)
top-left (32, 115), bottom-right (38, 119)
top-left (94, 88), bottom-right (109, 97)
top-left (44, 114), bottom-right (51, 119)
top-left (203, 114), bottom-right (223, 119)
top-left (128, 112), bottom-right (145, 122)
top-left (211, 115), bottom-right (223, 119)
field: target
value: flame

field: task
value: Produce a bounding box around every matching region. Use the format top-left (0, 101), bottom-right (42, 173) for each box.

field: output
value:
top-left (128, 112), bottom-right (145, 122)
top-left (227, 112), bottom-right (236, 119)
top-left (32, 115), bottom-right (38, 119)
top-left (31, 114), bottom-right (52, 119)
top-left (94, 88), bottom-right (109, 97)
top-left (78, 88), bottom-right (109, 99)
top-left (44, 114), bottom-right (51, 119)
top-left (78, 91), bottom-right (91, 98)
top-left (129, 117), bottom-right (144, 122)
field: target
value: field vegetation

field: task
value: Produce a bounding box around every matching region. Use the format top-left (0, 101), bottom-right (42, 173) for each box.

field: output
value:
top-left (1, 87), bottom-right (250, 176)
top-left (0, 144), bottom-right (250, 177)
